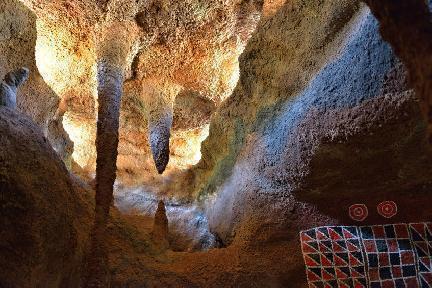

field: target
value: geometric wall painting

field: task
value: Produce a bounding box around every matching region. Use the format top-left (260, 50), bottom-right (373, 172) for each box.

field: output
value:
top-left (300, 223), bottom-right (432, 288)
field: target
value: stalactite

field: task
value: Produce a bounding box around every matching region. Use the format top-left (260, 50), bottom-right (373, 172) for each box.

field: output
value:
top-left (142, 82), bottom-right (180, 174)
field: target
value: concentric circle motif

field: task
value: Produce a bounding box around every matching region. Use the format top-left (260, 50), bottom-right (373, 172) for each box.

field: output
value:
top-left (348, 204), bottom-right (368, 222)
top-left (377, 201), bottom-right (397, 218)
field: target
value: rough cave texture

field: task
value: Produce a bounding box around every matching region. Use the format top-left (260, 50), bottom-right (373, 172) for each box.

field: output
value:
top-left (0, 0), bottom-right (73, 166)
top-left (362, 0), bottom-right (432, 144)
top-left (10, 0), bottom-right (264, 186)
top-left (189, 1), bottom-right (432, 247)
top-left (1, 0), bottom-right (432, 287)
top-left (0, 108), bottom-right (92, 287)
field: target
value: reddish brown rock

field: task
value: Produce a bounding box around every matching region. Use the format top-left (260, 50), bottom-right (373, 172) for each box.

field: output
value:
top-left (362, 0), bottom-right (432, 144)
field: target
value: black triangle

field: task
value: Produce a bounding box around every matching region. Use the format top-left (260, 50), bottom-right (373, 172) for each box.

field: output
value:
top-left (353, 266), bottom-right (365, 275)
top-left (345, 227), bottom-right (358, 237)
top-left (306, 229), bottom-right (317, 239)
top-left (339, 267), bottom-right (351, 277)
top-left (336, 253), bottom-right (349, 264)
top-left (310, 253), bottom-right (321, 264)
top-left (419, 261), bottom-right (429, 272)
top-left (310, 267), bottom-right (322, 277)
top-left (348, 239), bottom-right (361, 249)
top-left (420, 277), bottom-right (430, 288)
top-left (324, 267), bottom-right (335, 276)
top-left (336, 240), bottom-right (347, 250)
top-left (323, 253), bottom-right (334, 263)
top-left (333, 227), bottom-right (344, 238)
top-left (341, 279), bottom-right (353, 286)
top-left (309, 241), bottom-right (319, 251)
top-left (426, 228), bottom-right (432, 241)
top-left (319, 227), bottom-right (330, 238)
top-left (415, 244), bottom-right (428, 257)
top-left (322, 240), bottom-right (333, 250)
top-left (327, 280), bottom-right (338, 287)
top-left (411, 228), bottom-right (425, 242)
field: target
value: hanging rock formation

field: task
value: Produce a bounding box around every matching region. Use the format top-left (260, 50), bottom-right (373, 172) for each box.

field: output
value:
top-left (12, 0), bottom-right (264, 182)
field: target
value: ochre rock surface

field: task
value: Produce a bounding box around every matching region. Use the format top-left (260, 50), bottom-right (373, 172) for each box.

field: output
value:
top-left (7, 0), bottom-right (264, 182)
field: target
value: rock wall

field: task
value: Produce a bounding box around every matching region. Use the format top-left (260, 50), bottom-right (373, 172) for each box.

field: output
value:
top-left (187, 1), bottom-right (432, 247)
top-left (0, 108), bottom-right (92, 287)
top-left (0, 0), bottom-right (73, 165)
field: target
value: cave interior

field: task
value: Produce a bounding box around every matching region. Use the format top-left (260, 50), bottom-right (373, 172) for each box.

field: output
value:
top-left (1, 0), bottom-right (432, 287)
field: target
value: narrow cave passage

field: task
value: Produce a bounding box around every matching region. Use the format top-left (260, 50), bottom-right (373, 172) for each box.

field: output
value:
top-left (1, 0), bottom-right (432, 287)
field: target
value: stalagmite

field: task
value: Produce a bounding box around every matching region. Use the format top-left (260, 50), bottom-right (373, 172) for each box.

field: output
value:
top-left (0, 67), bottom-right (29, 109)
top-left (151, 200), bottom-right (170, 251)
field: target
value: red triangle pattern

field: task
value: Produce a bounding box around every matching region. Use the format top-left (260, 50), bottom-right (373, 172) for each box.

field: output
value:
top-left (411, 223), bottom-right (426, 238)
top-left (301, 232), bottom-right (315, 242)
top-left (317, 230), bottom-right (328, 240)
top-left (306, 269), bottom-right (321, 282)
top-left (349, 254), bottom-right (362, 266)
top-left (335, 268), bottom-right (348, 280)
top-left (353, 279), bottom-right (367, 288)
top-left (332, 242), bottom-right (346, 253)
top-left (304, 255), bottom-right (320, 267)
top-left (347, 241), bottom-right (359, 252)
top-left (337, 281), bottom-right (350, 288)
top-left (334, 254), bottom-right (348, 266)
top-left (321, 269), bottom-right (334, 281)
top-left (343, 228), bottom-right (355, 239)
top-left (416, 242), bottom-right (430, 256)
top-left (350, 268), bottom-right (364, 278)
top-left (329, 228), bottom-right (343, 241)
top-left (319, 243), bottom-right (331, 253)
top-left (320, 254), bottom-right (333, 267)
top-left (302, 242), bottom-right (317, 253)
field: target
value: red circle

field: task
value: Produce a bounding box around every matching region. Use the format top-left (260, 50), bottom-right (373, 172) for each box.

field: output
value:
top-left (377, 201), bottom-right (397, 218)
top-left (349, 204), bottom-right (368, 221)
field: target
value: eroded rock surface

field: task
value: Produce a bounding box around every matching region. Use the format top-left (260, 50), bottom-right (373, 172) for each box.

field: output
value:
top-left (2, 0), bottom-right (432, 287)
top-left (185, 0), bottom-right (432, 253)
top-left (11, 0), bottom-right (265, 181)
top-left (0, 108), bottom-right (92, 287)
top-left (362, 0), bottom-right (432, 144)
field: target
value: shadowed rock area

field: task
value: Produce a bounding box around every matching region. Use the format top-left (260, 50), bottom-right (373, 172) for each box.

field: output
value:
top-left (1, 0), bottom-right (432, 287)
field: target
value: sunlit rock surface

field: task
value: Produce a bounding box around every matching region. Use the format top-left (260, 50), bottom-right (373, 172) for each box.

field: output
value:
top-left (11, 0), bottom-right (264, 181)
